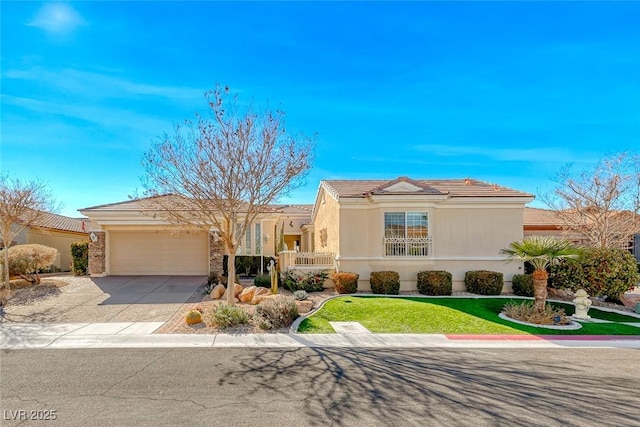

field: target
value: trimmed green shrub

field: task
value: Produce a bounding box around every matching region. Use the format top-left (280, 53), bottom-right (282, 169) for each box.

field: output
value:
top-left (464, 270), bottom-right (504, 295)
top-left (4, 244), bottom-right (59, 284)
top-left (370, 271), bottom-right (400, 295)
top-left (511, 274), bottom-right (534, 297)
top-left (253, 295), bottom-right (299, 329)
top-left (254, 274), bottom-right (272, 288)
top-left (70, 241), bottom-right (89, 275)
top-left (332, 271), bottom-right (359, 294)
top-left (207, 303), bottom-right (249, 328)
top-left (416, 270), bottom-right (452, 296)
top-left (550, 248), bottom-right (639, 302)
top-left (280, 270), bottom-right (328, 293)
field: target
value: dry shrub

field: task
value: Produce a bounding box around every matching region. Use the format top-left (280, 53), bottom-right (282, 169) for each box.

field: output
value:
top-left (253, 295), bottom-right (298, 330)
top-left (332, 272), bottom-right (359, 294)
top-left (4, 244), bottom-right (59, 284)
top-left (503, 300), bottom-right (570, 325)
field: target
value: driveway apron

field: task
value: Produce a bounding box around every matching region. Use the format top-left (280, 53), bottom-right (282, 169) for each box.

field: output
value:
top-left (2, 275), bottom-right (206, 323)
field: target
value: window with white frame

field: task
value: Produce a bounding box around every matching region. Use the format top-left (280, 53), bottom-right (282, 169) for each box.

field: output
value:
top-left (255, 223), bottom-right (261, 255)
top-left (237, 223), bottom-right (262, 256)
top-left (384, 212), bottom-right (432, 256)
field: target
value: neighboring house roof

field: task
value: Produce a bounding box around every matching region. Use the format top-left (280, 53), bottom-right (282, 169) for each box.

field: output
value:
top-left (272, 204), bottom-right (314, 215)
top-left (28, 210), bottom-right (89, 234)
top-left (524, 207), bottom-right (640, 230)
top-left (321, 177), bottom-right (534, 199)
top-left (523, 207), bottom-right (561, 229)
top-left (80, 194), bottom-right (280, 214)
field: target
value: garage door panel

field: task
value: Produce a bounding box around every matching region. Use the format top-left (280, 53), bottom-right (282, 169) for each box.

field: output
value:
top-left (109, 231), bottom-right (208, 275)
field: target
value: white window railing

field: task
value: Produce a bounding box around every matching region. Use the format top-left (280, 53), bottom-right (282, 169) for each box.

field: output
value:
top-left (384, 237), bottom-right (433, 257)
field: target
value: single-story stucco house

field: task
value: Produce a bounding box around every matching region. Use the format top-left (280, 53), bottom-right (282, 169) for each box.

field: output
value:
top-left (9, 211), bottom-right (89, 270)
top-left (310, 177), bottom-right (534, 291)
top-left (78, 197), bottom-right (317, 277)
top-left (80, 176), bottom-right (537, 292)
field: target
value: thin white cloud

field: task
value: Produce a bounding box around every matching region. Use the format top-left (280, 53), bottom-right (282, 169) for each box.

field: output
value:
top-left (4, 67), bottom-right (204, 104)
top-left (411, 144), bottom-right (586, 163)
top-left (2, 94), bottom-right (170, 144)
top-left (27, 2), bottom-right (87, 35)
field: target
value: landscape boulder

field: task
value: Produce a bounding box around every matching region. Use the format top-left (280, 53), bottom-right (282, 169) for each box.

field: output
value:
top-left (222, 283), bottom-right (244, 300)
top-left (239, 286), bottom-right (256, 303)
top-left (210, 284), bottom-right (226, 299)
top-left (250, 287), bottom-right (271, 305)
top-left (295, 300), bottom-right (313, 314)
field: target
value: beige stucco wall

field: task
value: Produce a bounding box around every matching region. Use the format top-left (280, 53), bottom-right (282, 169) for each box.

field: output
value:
top-left (26, 229), bottom-right (88, 270)
top-left (432, 207), bottom-right (523, 257)
top-left (334, 201), bottom-right (526, 292)
top-left (337, 259), bottom-right (522, 293)
top-left (312, 188), bottom-right (340, 254)
top-left (261, 219), bottom-right (277, 257)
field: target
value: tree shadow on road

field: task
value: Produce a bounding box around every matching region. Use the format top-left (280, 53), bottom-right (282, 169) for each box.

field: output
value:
top-left (218, 346), bottom-right (638, 426)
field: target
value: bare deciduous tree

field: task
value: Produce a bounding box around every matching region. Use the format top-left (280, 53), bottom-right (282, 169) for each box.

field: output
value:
top-left (0, 175), bottom-right (57, 298)
top-left (141, 85), bottom-right (315, 304)
top-left (541, 152), bottom-right (640, 248)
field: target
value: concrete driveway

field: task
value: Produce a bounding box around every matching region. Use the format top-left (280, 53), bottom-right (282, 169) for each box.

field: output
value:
top-left (3, 275), bottom-right (206, 323)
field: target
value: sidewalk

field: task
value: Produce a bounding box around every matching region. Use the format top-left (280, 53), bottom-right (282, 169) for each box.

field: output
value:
top-left (2, 321), bottom-right (640, 350)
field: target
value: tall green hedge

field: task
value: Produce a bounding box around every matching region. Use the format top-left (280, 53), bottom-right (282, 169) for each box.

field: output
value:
top-left (550, 248), bottom-right (639, 301)
top-left (70, 241), bottom-right (89, 275)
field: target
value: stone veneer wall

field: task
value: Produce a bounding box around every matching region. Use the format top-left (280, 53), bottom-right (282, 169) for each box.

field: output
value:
top-left (88, 231), bottom-right (106, 275)
top-left (209, 233), bottom-right (224, 275)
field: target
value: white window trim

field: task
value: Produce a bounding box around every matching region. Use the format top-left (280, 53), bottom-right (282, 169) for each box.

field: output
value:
top-left (383, 211), bottom-right (433, 257)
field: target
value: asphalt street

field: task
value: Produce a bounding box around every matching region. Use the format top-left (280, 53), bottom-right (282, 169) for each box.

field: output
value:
top-left (1, 347), bottom-right (639, 427)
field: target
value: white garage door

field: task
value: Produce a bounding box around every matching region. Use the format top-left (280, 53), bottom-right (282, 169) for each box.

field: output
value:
top-left (109, 231), bottom-right (208, 275)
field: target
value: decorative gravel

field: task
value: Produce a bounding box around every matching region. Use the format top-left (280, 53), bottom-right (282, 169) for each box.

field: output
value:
top-left (155, 284), bottom-right (337, 334)
top-left (4, 278), bottom-right (69, 305)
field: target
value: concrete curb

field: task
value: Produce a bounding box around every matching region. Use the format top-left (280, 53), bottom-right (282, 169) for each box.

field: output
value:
top-left (2, 322), bottom-right (640, 350)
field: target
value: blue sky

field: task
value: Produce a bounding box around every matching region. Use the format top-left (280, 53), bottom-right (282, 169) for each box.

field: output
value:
top-left (2, 1), bottom-right (639, 217)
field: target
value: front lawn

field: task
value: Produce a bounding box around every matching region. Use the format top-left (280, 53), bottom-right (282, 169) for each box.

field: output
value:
top-left (297, 296), bottom-right (640, 335)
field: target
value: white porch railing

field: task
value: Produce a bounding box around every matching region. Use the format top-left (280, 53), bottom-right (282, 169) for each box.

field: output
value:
top-left (279, 251), bottom-right (335, 270)
top-left (384, 237), bottom-right (433, 257)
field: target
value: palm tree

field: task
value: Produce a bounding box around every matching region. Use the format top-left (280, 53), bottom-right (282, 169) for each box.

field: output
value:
top-left (501, 236), bottom-right (582, 312)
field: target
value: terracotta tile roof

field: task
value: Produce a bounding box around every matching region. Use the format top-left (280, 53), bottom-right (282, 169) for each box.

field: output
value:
top-left (272, 204), bottom-right (314, 214)
top-left (29, 211), bottom-right (89, 234)
top-left (80, 195), bottom-right (189, 211)
top-left (523, 207), bottom-right (561, 227)
top-left (81, 194), bottom-right (280, 214)
top-left (322, 178), bottom-right (533, 198)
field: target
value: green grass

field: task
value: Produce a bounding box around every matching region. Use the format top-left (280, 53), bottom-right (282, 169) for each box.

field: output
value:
top-left (297, 296), bottom-right (640, 335)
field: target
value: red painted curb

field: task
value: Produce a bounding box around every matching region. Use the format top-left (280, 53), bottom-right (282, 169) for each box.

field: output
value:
top-left (446, 335), bottom-right (545, 341)
top-left (445, 334), bottom-right (640, 341)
